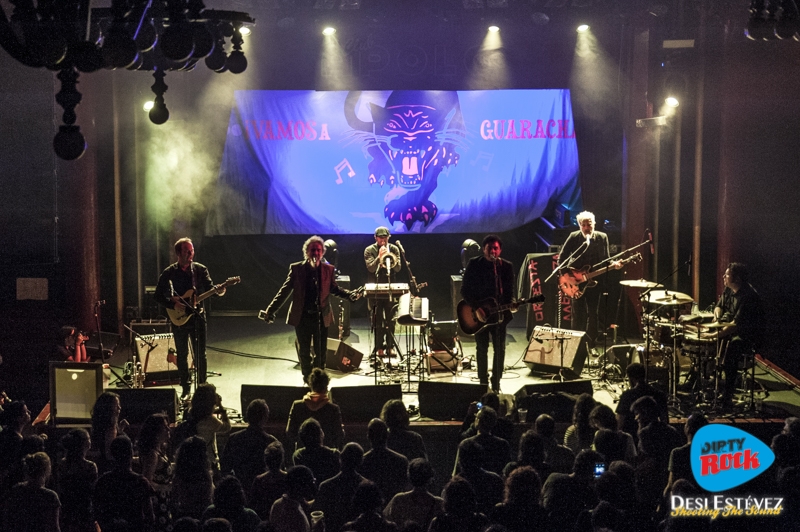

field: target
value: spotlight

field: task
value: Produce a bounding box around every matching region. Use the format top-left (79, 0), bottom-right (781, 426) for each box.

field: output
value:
top-left (239, 27), bottom-right (252, 36)
top-left (488, 25), bottom-right (500, 32)
top-left (665, 96), bottom-right (680, 108)
top-left (322, 27), bottom-right (336, 35)
top-left (577, 24), bottom-right (590, 33)
top-left (460, 239), bottom-right (481, 274)
top-left (143, 101), bottom-right (155, 112)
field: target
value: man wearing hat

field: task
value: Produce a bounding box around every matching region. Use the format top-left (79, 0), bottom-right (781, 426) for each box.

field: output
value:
top-left (364, 226), bottom-right (403, 356)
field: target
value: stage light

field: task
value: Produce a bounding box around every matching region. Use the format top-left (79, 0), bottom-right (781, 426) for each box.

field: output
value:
top-left (577, 24), bottom-right (590, 33)
top-left (488, 25), bottom-right (500, 32)
top-left (461, 239), bottom-right (481, 273)
top-left (143, 101), bottom-right (155, 112)
top-left (0, 1), bottom-right (255, 159)
top-left (323, 27), bottom-right (337, 35)
top-left (239, 27), bottom-right (252, 37)
top-left (665, 96), bottom-right (680, 108)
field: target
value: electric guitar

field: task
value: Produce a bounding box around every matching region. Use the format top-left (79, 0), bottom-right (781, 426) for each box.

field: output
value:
top-left (558, 253), bottom-right (642, 299)
top-left (457, 295), bottom-right (546, 336)
top-left (167, 276), bottom-right (241, 326)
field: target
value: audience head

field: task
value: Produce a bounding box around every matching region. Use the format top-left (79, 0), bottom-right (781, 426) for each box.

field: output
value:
top-left (408, 458), bottom-right (435, 489)
top-left (91, 392), bottom-right (120, 445)
top-left (591, 500), bottom-right (622, 532)
top-left (340, 442), bottom-right (364, 472)
top-left (480, 391), bottom-right (503, 414)
top-left (137, 413), bottom-right (170, 455)
top-left (684, 411), bottom-right (709, 441)
top-left (110, 435), bottom-right (134, 469)
top-left (593, 429), bottom-right (625, 464)
top-left (572, 393), bottom-right (597, 427)
top-left (21, 435), bottom-right (45, 456)
top-left (771, 432), bottom-right (800, 468)
top-left (61, 428), bottom-right (91, 460)
top-left (504, 465), bottom-right (541, 505)
top-left (589, 404), bottom-right (617, 431)
top-left (631, 395), bottom-right (659, 428)
top-left (534, 413), bottom-right (556, 439)
top-left (3, 400), bottom-right (31, 430)
top-left (213, 475), bottom-right (246, 513)
top-left (246, 399), bottom-right (270, 427)
top-left (264, 441), bottom-right (285, 472)
top-left (367, 418), bottom-right (389, 448)
top-left (442, 476), bottom-right (477, 516)
top-left (625, 362), bottom-right (646, 385)
top-left (784, 417), bottom-right (800, 437)
top-left (381, 399), bottom-right (410, 430)
top-left (351, 480), bottom-right (384, 515)
top-left (670, 478), bottom-right (702, 497)
top-left (286, 465), bottom-right (317, 501)
top-left (202, 518), bottom-right (233, 532)
top-left (298, 418), bottom-right (324, 449)
top-left (175, 436), bottom-right (211, 481)
top-left (573, 449), bottom-right (604, 480)
top-left (23, 451), bottom-right (52, 485)
top-left (517, 430), bottom-right (546, 464)
top-left (457, 438), bottom-right (485, 471)
top-left (172, 517), bottom-right (201, 532)
top-left (608, 460), bottom-right (635, 486)
top-left (475, 405), bottom-right (498, 434)
top-left (308, 368), bottom-right (330, 393)
top-left (191, 383), bottom-right (219, 419)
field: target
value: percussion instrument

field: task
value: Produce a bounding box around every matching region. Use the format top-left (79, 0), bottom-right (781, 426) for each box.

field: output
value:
top-left (620, 279), bottom-right (663, 289)
top-left (681, 333), bottom-right (716, 358)
top-left (647, 290), bottom-right (694, 305)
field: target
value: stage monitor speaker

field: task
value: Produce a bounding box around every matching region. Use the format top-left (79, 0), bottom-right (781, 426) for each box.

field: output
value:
top-left (115, 388), bottom-right (178, 424)
top-left (326, 339), bottom-right (364, 373)
top-left (135, 333), bottom-right (182, 385)
top-left (450, 275), bottom-right (462, 321)
top-left (417, 381), bottom-right (486, 421)
top-left (513, 379), bottom-right (594, 423)
top-left (524, 326), bottom-right (589, 377)
top-left (240, 385), bottom-right (308, 423)
top-left (329, 384), bottom-right (402, 422)
top-left (49, 362), bottom-right (104, 425)
top-left (428, 320), bottom-right (459, 351)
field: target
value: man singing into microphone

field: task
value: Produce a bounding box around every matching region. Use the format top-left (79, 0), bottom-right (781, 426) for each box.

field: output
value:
top-left (364, 226), bottom-right (402, 357)
top-left (154, 237), bottom-right (225, 399)
top-left (262, 236), bottom-right (362, 383)
top-left (558, 211), bottom-right (620, 350)
top-left (461, 235), bottom-right (516, 392)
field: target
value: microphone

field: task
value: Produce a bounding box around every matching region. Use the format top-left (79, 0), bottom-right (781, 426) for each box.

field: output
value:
top-left (384, 256), bottom-right (392, 272)
top-left (396, 240), bottom-right (405, 254)
top-left (96, 300), bottom-right (106, 305)
top-left (585, 234), bottom-right (591, 247)
top-left (647, 229), bottom-right (654, 255)
top-left (310, 256), bottom-right (318, 267)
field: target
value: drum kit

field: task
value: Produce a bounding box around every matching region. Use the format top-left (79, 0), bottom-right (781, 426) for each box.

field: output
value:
top-left (619, 279), bottom-right (733, 411)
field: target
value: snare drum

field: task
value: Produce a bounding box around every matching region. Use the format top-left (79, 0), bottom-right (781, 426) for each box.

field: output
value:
top-left (681, 334), bottom-right (716, 358)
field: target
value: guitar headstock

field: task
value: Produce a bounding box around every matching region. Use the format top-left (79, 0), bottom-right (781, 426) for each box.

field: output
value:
top-left (225, 276), bottom-right (241, 286)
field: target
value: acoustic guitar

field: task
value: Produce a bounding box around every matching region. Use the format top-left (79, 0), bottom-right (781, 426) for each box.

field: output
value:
top-left (457, 294), bottom-right (545, 336)
top-left (167, 276), bottom-right (241, 326)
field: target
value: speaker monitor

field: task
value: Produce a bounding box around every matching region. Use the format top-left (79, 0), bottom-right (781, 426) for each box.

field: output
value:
top-left (115, 388), bottom-right (179, 424)
top-left (329, 384), bottom-right (403, 422)
top-left (135, 333), bottom-right (182, 385)
top-left (524, 326), bottom-right (589, 377)
top-left (450, 275), bottom-right (462, 321)
top-left (240, 385), bottom-right (309, 424)
top-left (417, 381), bottom-right (486, 421)
top-left (514, 379), bottom-right (594, 423)
top-left (428, 320), bottom-right (459, 351)
top-left (49, 362), bottom-right (104, 425)
top-left (326, 339), bottom-right (364, 373)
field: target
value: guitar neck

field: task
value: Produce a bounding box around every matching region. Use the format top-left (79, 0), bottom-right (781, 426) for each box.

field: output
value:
top-left (194, 282), bottom-right (227, 304)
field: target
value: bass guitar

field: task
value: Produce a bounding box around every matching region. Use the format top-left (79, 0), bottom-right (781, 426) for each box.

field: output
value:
top-left (558, 253), bottom-right (642, 299)
top-left (457, 295), bottom-right (546, 336)
top-left (167, 276), bottom-right (241, 326)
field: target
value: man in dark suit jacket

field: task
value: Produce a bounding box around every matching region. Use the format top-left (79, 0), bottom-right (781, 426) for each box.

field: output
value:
top-left (262, 235), bottom-right (361, 382)
top-left (557, 211), bottom-right (620, 348)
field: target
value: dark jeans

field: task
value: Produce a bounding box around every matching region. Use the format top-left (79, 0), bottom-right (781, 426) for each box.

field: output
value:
top-left (571, 286), bottom-right (602, 345)
top-left (172, 315), bottom-right (207, 394)
top-left (475, 323), bottom-right (507, 391)
top-left (296, 312), bottom-right (328, 380)
top-left (369, 298), bottom-right (397, 351)
top-left (722, 337), bottom-right (749, 398)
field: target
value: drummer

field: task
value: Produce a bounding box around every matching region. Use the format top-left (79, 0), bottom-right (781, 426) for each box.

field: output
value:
top-left (702, 263), bottom-right (762, 404)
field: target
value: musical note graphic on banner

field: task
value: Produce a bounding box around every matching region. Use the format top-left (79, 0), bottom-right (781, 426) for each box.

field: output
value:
top-left (334, 159), bottom-right (356, 184)
top-left (470, 151), bottom-right (494, 171)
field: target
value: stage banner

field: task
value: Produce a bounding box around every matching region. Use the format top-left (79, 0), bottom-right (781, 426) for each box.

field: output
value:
top-left (207, 90), bottom-right (581, 235)
top-left (519, 252), bottom-right (570, 338)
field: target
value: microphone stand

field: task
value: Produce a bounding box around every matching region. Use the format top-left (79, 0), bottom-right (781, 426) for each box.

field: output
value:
top-left (95, 301), bottom-right (132, 388)
top-left (312, 260), bottom-right (324, 375)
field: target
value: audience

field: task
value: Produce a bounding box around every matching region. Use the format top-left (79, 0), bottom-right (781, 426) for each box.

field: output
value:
top-left (340, 480), bottom-right (398, 532)
top-left (172, 436), bottom-right (214, 520)
top-left (615, 362), bottom-right (669, 442)
top-left (502, 430), bottom-right (552, 482)
top-left (55, 428), bottom-right (97, 532)
top-left (89, 392), bottom-right (127, 475)
top-left (250, 442), bottom-right (289, 521)
top-left (269, 465), bottom-right (317, 532)
top-left (664, 412), bottom-right (708, 496)
top-left (358, 418), bottom-right (409, 504)
top-left (221, 399), bottom-right (278, 499)
top-left (383, 458), bottom-right (443, 530)
top-left (191, 383), bottom-right (232, 477)
top-left (489, 466), bottom-right (547, 532)
top-left (564, 393), bottom-right (597, 454)
top-left (313, 442), bottom-right (366, 532)
top-left (135, 413), bottom-right (173, 532)
top-left (589, 403), bottom-right (636, 464)
top-left (453, 438), bottom-right (504, 516)
top-left (291, 418), bottom-right (340, 486)
top-left (0, 400), bottom-right (32, 496)
top-left (427, 476), bottom-right (489, 532)
top-left (286, 369), bottom-right (344, 451)
top-left (460, 392), bottom-right (514, 443)
top-left (201, 475), bottom-right (261, 532)
top-left (381, 399), bottom-right (427, 461)
top-left (541, 449), bottom-right (602, 530)
top-left (454, 406), bottom-right (511, 476)
top-left (533, 414), bottom-right (575, 474)
top-left (3, 451), bottom-right (61, 532)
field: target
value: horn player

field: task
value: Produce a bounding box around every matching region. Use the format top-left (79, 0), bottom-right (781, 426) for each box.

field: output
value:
top-left (364, 226), bottom-right (402, 357)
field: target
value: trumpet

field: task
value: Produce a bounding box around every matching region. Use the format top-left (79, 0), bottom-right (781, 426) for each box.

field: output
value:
top-left (380, 245), bottom-right (399, 271)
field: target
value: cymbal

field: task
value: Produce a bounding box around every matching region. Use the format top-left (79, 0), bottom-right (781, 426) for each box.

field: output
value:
top-left (620, 279), bottom-right (663, 289)
top-left (679, 311), bottom-right (714, 323)
top-left (646, 290), bottom-right (694, 305)
top-left (699, 321), bottom-right (734, 329)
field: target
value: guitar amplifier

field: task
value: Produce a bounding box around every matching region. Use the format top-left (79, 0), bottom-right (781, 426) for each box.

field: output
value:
top-left (135, 333), bottom-right (183, 385)
top-left (523, 326), bottom-right (589, 377)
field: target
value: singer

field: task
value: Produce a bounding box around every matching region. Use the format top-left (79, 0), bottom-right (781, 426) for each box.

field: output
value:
top-left (154, 237), bottom-right (225, 399)
top-left (364, 226), bottom-right (402, 357)
top-left (461, 235), bottom-right (516, 392)
top-left (558, 211), bottom-right (620, 350)
top-left (262, 236), bottom-right (361, 384)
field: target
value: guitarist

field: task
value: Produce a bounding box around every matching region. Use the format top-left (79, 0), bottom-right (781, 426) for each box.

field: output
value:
top-left (154, 237), bottom-right (226, 399)
top-left (558, 212), bottom-right (620, 349)
top-left (461, 235), bottom-right (516, 393)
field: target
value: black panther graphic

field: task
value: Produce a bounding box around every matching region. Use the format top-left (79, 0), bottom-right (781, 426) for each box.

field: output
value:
top-left (344, 91), bottom-right (467, 230)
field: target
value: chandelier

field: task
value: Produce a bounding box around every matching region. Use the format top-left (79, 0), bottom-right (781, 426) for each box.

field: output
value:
top-left (0, 0), bottom-right (255, 160)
